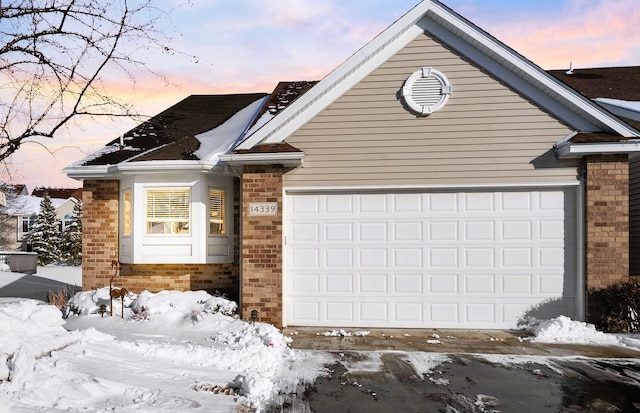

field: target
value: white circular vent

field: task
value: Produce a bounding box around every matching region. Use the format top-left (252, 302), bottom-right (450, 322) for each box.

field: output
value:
top-left (401, 67), bottom-right (451, 116)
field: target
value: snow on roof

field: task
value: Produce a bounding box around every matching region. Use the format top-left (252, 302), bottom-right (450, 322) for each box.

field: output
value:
top-left (3, 195), bottom-right (70, 216)
top-left (594, 98), bottom-right (640, 113)
top-left (194, 97), bottom-right (267, 162)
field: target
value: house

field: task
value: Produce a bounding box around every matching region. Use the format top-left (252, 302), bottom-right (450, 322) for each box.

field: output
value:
top-left (64, 0), bottom-right (640, 329)
top-left (0, 186), bottom-right (81, 251)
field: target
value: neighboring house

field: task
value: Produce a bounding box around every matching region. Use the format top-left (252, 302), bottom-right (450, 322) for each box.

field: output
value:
top-left (1, 186), bottom-right (81, 250)
top-left (65, 0), bottom-right (640, 329)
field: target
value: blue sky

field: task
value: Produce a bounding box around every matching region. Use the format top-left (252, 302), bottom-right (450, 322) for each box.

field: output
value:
top-left (8, 0), bottom-right (640, 189)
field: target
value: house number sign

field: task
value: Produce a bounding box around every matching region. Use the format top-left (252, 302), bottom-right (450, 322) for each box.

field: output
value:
top-left (248, 202), bottom-right (278, 216)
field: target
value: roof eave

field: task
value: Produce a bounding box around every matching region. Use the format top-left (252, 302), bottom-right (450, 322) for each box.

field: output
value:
top-left (219, 152), bottom-right (305, 167)
top-left (109, 161), bottom-right (218, 175)
top-left (63, 165), bottom-right (110, 180)
top-left (64, 161), bottom-right (219, 180)
top-left (556, 141), bottom-right (640, 159)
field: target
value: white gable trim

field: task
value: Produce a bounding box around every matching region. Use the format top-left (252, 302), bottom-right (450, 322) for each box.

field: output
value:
top-left (235, 0), bottom-right (637, 152)
top-left (235, 3), bottom-right (430, 151)
top-left (422, 7), bottom-right (638, 136)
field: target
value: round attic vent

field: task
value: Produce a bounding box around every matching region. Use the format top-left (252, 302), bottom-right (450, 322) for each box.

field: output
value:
top-left (401, 67), bottom-right (451, 116)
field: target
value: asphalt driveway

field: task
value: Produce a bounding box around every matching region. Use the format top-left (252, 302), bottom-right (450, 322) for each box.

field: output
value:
top-left (277, 328), bottom-right (640, 412)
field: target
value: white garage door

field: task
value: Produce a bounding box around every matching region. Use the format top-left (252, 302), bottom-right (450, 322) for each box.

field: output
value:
top-left (285, 189), bottom-right (576, 329)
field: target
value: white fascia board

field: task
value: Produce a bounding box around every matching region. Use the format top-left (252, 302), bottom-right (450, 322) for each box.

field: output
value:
top-left (235, 2), bottom-right (432, 151)
top-left (64, 161), bottom-right (221, 179)
top-left (219, 152), bottom-right (304, 167)
top-left (556, 141), bottom-right (640, 159)
top-left (425, 3), bottom-right (639, 137)
top-left (108, 161), bottom-right (218, 175)
top-left (63, 165), bottom-right (110, 180)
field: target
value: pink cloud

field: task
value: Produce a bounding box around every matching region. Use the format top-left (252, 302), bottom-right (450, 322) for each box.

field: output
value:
top-left (484, 0), bottom-right (640, 69)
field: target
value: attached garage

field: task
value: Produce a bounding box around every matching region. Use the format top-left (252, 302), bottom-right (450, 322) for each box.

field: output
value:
top-left (285, 188), bottom-right (578, 329)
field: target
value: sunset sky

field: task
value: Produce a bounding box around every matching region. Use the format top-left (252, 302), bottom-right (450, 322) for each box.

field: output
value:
top-left (6, 0), bottom-right (640, 190)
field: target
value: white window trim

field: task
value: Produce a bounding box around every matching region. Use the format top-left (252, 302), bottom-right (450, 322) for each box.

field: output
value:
top-left (119, 176), bottom-right (234, 265)
top-left (144, 187), bottom-right (192, 236)
top-left (208, 187), bottom-right (227, 237)
top-left (121, 188), bottom-right (132, 238)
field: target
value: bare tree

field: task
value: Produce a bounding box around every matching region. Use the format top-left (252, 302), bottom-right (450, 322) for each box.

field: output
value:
top-left (0, 0), bottom-right (177, 161)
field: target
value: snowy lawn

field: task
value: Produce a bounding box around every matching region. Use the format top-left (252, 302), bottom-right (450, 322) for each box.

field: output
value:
top-left (2, 266), bottom-right (640, 412)
top-left (0, 287), bottom-right (331, 412)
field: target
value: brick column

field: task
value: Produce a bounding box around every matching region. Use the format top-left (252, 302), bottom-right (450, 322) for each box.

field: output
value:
top-left (585, 154), bottom-right (629, 320)
top-left (241, 165), bottom-right (283, 327)
top-left (82, 180), bottom-right (119, 291)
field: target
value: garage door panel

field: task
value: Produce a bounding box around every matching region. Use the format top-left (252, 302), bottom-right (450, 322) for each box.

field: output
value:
top-left (291, 273), bottom-right (320, 293)
top-left (325, 195), bottom-right (353, 214)
top-left (360, 274), bottom-right (388, 293)
top-left (291, 248), bottom-right (319, 268)
top-left (393, 222), bottom-right (423, 241)
top-left (429, 221), bottom-right (458, 241)
top-left (326, 222), bottom-right (353, 241)
top-left (502, 220), bottom-right (532, 240)
top-left (360, 248), bottom-right (388, 267)
top-left (465, 303), bottom-right (496, 323)
top-left (464, 221), bottom-right (495, 240)
top-left (502, 274), bottom-right (533, 294)
top-left (429, 274), bottom-right (458, 294)
top-left (326, 274), bottom-right (353, 293)
top-left (359, 194), bottom-right (388, 213)
top-left (465, 247), bottom-right (495, 267)
top-left (394, 274), bottom-right (423, 293)
top-left (286, 190), bottom-right (576, 328)
top-left (429, 248), bottom-right (458, 267)
top-left (502, 192), bottom-right (532, 210)
top-left (360, 222), bottom-right (388, 241)
top-left (326, 302), bottom-right (353, 322)
top-left (395, 302), bottom-right (424, 322)
top-left (464, 274), bottom-right (495, 294)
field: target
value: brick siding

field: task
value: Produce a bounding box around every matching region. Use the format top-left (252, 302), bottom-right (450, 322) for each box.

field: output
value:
top-left (82, 180), bottom-right (120, 291)
top-left (585, 155), bottom-right (629, 320)
top-left (241, 165), bottom-right (284, 327)
top-left (82, 179), bottom-right (240, 301)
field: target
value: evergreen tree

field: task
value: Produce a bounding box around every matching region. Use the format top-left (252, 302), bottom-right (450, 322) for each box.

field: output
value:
top-left (61, 201), bottom-right (83, 265)
top-left (29, 194), bottom-right (61, 265)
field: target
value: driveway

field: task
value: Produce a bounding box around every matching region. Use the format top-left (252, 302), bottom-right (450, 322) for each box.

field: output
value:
top-left (278, 328), bottom-right (640, 412)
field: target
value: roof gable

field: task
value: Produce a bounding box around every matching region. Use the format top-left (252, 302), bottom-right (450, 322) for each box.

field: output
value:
top-left (235, 0), bottom-right (638, 151)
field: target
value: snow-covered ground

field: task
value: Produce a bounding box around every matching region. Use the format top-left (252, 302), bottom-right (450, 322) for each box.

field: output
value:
top-left (1, 266), bottom-right (640, 412)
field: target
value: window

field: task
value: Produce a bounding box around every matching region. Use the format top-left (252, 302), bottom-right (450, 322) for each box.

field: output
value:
top-left (63, 212), bottom-right (74, 232)
top-left (145, 188), bottom-right (190, 234)
top-left (209, 189), bottom-right (225, 235)
top-left (123, 190), bottom-right (131, 236)
top-left (21, 215), bottom-right (36, 233)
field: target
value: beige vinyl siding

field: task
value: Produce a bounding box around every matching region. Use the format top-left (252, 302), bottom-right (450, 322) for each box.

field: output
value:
top-left (284, 33), bottom-right (578, 187)
top-left (630, 155), bottom-right (640, 276)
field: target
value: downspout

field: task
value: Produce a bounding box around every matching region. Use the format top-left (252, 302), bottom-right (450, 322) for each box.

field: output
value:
top-left (238, 176), bottom-right (244, 320)
top-left (575, 159), bottom-right (586, 321)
